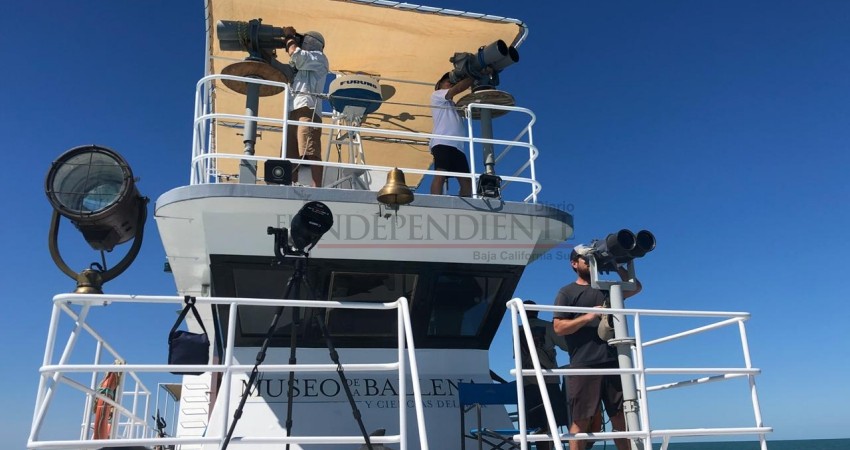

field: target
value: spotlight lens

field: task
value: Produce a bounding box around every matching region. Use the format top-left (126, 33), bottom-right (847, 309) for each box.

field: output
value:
top-left (45, 145), bottom-right (143, 251)
top-left (48, 148), bottom-right (130, 216)
top-left (81, 182), bottom-right (121, 212)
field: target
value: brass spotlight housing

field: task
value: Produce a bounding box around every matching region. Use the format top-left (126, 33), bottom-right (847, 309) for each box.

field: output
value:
top-left (45, 145), bottom-right (147, 293)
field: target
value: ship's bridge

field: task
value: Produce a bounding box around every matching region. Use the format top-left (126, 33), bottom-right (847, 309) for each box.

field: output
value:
top-left (159, 66), bottom-right (573, 349)
top-left (155, 1), bottom-right (572, 351)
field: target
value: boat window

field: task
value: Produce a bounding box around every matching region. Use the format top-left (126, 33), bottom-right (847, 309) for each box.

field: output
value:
top-left (233, 266), bottom-right (298, 337)
top-left (325, 272), bottom-right (417, 337)
top-left (427, 274), bottom-right (502, 337)
top-left (211, 255), bottom-right (523, 347)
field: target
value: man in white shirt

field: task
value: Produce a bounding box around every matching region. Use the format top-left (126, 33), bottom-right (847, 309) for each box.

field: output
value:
top-left (429, 72), bottom-right (474, 196)
top-left (282, 28), bottom-right (329, 187)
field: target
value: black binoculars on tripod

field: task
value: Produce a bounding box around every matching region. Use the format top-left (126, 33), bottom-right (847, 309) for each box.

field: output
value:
top-left (588, 229), bottom-right (656, 272)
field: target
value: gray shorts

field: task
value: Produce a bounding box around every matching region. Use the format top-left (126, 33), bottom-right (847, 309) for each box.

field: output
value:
top-left (566, 361), bottom-right (623, 423)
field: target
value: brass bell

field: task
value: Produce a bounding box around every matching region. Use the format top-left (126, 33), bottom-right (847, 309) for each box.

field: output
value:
top-left (377, 168), bottom-right (414, 205)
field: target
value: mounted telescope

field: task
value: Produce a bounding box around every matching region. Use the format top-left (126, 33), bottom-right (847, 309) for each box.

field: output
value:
top-left (579, 229), bottom-right (656, 450)
top-left (449, 40), bottom-right (521, 198)
top-left (218, 19), bottom-right (290, 56)
top-left (216, 18), bottom-right (292, 184)
top-left (448, 39), bottom-right (519, 90)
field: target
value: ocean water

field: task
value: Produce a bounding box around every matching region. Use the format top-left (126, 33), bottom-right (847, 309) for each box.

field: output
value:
top-left (644, 439), bottom-right (850, 450)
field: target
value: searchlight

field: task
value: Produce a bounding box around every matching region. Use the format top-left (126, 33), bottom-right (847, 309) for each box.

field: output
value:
top-left (45, 145), bottom-right (148, 293)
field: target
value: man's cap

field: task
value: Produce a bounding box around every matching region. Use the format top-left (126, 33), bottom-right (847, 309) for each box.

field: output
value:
top-left (303, 31), bottom-right (325, 50)
top-left (435, 72), bottom-right (451, 90)
top-left (570, 244), bottom-right (592, 261)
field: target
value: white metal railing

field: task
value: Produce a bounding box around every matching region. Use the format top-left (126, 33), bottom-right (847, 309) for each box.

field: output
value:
top-left (506, 298), bottom-right (771, 450)
top-left (28, 293), bottom-right (428, 450)
top-left (191, 74), bottom-right (542, 202)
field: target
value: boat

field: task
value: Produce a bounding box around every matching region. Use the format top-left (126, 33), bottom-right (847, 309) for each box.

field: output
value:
top-left (29, 1), bottom-right (771, 449)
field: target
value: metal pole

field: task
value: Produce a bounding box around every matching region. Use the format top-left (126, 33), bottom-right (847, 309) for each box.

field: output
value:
top-left (239, 78), bottom-right (260, 184)
top-left (479, 108), bottom-right (495, 175)
top-left (608, 284), bottom-right (643, 450)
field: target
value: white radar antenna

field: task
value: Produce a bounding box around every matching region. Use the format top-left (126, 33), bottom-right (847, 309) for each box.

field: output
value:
top-left (324, 74), bottom-right (383, 189)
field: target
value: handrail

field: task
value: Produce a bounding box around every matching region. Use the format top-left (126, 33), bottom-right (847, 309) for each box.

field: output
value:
top-left (28, 293), bottom-right (429, 450)
top-left (506, 298), bottom-right (771, 450)
top-left (510, 300), bottom-right (564, 450)
top-left (191, 73), bottom-right (542, 202)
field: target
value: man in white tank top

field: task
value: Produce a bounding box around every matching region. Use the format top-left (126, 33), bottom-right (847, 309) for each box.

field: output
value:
top-left (429, 72), bottom-right (474, 196)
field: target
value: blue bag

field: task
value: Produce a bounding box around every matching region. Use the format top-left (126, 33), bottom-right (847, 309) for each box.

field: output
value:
top-left (168, 296), bottom-right (210, 375)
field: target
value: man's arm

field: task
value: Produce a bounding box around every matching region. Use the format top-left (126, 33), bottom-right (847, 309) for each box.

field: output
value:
top-left (283, 27), bottom-right (299, 56)
top-left (617, 266), bottom-right (642, 299)
top-left (553, 312), bottom-right (599, 336)
top-left (445, 77), bottom-right (473, 100)
top-left (261, 49), bottom-right (296, 81)
top-left (546, 324), bottom-right (570, 351)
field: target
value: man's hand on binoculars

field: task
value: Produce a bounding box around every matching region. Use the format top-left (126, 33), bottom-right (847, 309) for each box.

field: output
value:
top-left (583, 308), bottom-right (603, 325)
top-left (283, 26), bottom-right (297, 37)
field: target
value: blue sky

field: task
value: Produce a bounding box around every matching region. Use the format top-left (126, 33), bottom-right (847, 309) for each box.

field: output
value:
top-left (2, 0), bottom-right (849, 446)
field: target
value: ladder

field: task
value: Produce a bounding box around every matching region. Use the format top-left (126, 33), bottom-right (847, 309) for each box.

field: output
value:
top-left (323, 106), bottom-right (371, 189)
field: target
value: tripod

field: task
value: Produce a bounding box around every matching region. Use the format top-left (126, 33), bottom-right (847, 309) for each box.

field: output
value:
top-left (221, 226), bottom-right (374, 450)
top-left (221, 252), bottom-right (307, 450)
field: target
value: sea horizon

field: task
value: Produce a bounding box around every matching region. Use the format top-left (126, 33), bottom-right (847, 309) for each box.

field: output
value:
top-left (646, 438), bottom-right (849, 450)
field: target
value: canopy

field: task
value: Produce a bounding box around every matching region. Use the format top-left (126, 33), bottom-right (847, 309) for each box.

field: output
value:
top-left (205, 0), bottom-right (525, 185)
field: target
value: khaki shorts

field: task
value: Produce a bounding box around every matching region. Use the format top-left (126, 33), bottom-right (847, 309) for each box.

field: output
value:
top-left (286, 106), bottom-right (322, 160)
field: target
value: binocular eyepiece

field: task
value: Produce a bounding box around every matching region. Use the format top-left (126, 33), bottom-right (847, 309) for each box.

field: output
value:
top-left (602, 229), bottom-right (656, 260)
top-left (589, 229), bottom-right (656, 271)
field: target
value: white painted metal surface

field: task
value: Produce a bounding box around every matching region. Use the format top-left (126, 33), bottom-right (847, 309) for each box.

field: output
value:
top-left (29, 293), bottom-right (772, 449)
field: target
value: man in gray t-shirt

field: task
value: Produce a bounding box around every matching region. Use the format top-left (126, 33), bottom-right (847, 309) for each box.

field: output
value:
top-left (553, 246), bottom-right (641, 450)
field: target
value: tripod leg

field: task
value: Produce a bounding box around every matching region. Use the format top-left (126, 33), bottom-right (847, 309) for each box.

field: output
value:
top-left (315, 314), bottom-right (374, 450)
top-left (284, 306), bottom-right (300, 450)
top-left (222, 259), bottom-right (305, 450)
top-left (221, 305), bottom-right (284, 449)
top-left (284, 258), bottom-right (306, 450)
